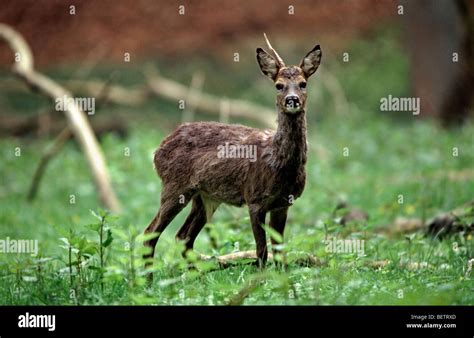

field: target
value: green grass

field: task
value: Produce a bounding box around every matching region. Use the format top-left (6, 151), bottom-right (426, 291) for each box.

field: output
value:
top-left (0, 27), bottom-right (473, 305)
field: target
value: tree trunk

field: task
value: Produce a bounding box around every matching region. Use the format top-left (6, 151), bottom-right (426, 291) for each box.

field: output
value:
top-left (402, 0), bottom-right (474, 125)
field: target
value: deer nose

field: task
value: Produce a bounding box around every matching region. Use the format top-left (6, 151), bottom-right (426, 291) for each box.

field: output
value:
top-left (285, 95), bottom-right (300, 108)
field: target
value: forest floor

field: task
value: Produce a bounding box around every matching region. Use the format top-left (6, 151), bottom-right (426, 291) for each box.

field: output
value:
top-left (0, 27), bottom-right (473, 305)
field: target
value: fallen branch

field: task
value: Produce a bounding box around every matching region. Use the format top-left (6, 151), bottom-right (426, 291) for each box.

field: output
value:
top-left (27, 127), bottom-right (72, 201)
top-left (2, 68), bottom-right (277, 127)
top-left (62, 79), bottom-right (147, 106)
top-left (0, 78), bottom-right (146, 107)
top-left (0, 112), bottom-right (127, 138)
top-left (198, 250), bottom-right (267, 263)
top-left (0, 24), bottom-right (120, 212)
top-left (197, 250), bottom-right (324, 269)
top-left (145, 67), bottom-right (277, 128)
top-left (26, 71), bottom-right (126, 202)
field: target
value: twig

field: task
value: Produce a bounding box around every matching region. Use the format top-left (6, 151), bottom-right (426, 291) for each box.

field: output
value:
top-left (27, 127), bottom-right (72, 201)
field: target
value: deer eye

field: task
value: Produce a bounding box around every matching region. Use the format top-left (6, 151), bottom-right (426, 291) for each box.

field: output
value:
top-left (275, 83), bottom-right (284, 91)
top-left (299, 82), bottom-right (307, 89)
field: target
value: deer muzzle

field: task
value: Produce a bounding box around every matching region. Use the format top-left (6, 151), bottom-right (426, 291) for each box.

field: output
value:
top-left (284, 95), bottom-right (302, 114)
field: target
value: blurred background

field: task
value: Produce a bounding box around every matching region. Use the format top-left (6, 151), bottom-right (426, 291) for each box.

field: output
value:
top-left (2, 0), bottom-right (474, 126)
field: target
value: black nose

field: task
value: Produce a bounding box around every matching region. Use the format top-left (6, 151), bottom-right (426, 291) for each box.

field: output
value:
top-left (285, 96), bottom-right (300, 107)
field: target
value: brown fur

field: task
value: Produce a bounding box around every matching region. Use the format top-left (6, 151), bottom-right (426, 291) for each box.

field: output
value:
top-left (144, 38), bottom-right (321, 270)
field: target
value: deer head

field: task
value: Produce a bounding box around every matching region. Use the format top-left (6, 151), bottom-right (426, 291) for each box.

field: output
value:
top-left (256, 33), bottom-right (322, 114)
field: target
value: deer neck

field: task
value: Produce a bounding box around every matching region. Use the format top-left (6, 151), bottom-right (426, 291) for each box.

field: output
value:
top-left (271, 110), bottom-right (307, 170)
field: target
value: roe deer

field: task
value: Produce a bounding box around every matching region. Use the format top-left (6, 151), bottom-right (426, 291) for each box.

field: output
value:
top-left (144, 34), bottom-right (321, 270)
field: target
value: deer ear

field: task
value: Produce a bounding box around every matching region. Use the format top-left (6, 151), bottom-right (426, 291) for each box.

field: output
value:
top-left (256, 48), bottom-right (280, 80)
top-left (299, 45), bottom-right (321, 78)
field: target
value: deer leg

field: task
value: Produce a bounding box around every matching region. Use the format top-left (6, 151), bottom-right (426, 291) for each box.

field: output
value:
top-left (249, 205), bottom-right (268, 268)
top-left (269, 207), bottom-right (288, 268)
top-left (144, 187), bottom-right (193, 264)
top-left (186, 197), bottom-right (220, 250)
top-left (177, 195), bottom-right (220, 252)
top-left (175, 197), bottom-right (201, 243)
top-left (176, 195), bottom-right (206, 253)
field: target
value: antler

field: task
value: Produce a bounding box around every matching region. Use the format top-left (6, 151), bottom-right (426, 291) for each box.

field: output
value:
top-left (263, 33), bottom-right (285, 66)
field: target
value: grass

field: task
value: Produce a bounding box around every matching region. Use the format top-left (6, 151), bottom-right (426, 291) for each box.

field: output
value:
top-left (0, 27), bottom-right (473, 305)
